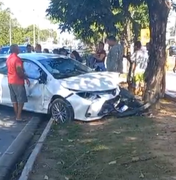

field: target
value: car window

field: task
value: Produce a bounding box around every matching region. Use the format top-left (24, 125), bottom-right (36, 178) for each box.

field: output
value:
top-left (39, 57), bottom-right (92, 79)
top-left (23, 61), bottom-right (40, 79)
top-left (0, 58), bottom-right (7, 74)
top-left (0, 47), bottom-right (10, 54)
top-left (19, 46), bottom-right (27, 53)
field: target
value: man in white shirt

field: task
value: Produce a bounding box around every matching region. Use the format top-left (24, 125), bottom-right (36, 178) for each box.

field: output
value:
top-left (131, 41), bottom-right (148, 95)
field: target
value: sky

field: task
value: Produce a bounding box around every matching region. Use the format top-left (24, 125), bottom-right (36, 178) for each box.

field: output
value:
top-left (1, 0), bottom-right (57, 29)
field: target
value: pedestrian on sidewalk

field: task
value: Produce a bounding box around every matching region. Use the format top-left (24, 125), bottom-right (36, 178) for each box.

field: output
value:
top-left (6, 44), bottom-right (30, 122)
top-left (106, 36), bottom-right (123, 73)
top-left (130, 41), bottom-right (147, 95)
top-left (86, 42), bottom-right (106, 71)
top-left (35, 44), bottom-right (42, 53)
top-left (26, 44), bottom-right (32, 53)
top-left (93, 42), bottom-right (106, 71)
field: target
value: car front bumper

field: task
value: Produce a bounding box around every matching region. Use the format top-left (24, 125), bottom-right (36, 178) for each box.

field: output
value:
top-left (67, 93), bottom-right (121, 121)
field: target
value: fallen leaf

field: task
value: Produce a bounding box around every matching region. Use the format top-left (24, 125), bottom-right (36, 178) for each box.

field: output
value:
top-left (44, 175), bottom-right (49, 180)
top-left (57, 160), bottom-right (65, 165)
top-left (132, 157), bottom-right (140, 162)
top-left (139, 172), bottom-right (145, 178)
top-left (68, 139), bottom-right (74, 142)
top-left (113, 131), bottom-right (121, 134)
top-left (108, 160), bottom-right (117, 165)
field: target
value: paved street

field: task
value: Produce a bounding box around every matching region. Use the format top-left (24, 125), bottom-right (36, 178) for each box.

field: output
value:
top-left (0, 106), bottom-right (33, 157)
top-left (166, 71), bottom-right (176, 97)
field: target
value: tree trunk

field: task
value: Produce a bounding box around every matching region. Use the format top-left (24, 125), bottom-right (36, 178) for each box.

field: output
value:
top-left (143, 0), bottom-right (170, 106)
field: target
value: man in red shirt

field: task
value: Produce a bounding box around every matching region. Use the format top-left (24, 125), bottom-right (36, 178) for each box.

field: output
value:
top-left (6, 44), bottom-right (30, 122)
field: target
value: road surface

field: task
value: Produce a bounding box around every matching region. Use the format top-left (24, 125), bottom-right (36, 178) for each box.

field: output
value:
top-left (0, 105), bottom-right (34, 157)
top-left (166, 71), bottom-right (176, 97)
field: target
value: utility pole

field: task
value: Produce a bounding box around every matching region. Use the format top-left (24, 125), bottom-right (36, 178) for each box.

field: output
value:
top-left (37, 14), bottom-right (40, 43)
top-left (9, 14), bottom-right (12, 45)
top-left (33, 24), bottom-right (36, 47)
top-left (33, 9), bottom-right (36, 47)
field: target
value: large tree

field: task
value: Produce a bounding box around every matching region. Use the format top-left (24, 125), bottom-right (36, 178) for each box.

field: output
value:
top-left (47, 0), bottom-right (172, 105)
top-left (46, 0), bottom-right (148, 45)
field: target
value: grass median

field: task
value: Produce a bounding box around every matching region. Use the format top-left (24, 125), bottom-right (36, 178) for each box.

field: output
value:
top-left (29, 100), bottom-right (176, 180)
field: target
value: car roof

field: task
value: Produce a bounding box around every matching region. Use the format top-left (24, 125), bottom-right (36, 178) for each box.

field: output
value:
top-left (0, 53), bottom-right (68, 61)
top-left (1, 45), bottom-right (26, 48)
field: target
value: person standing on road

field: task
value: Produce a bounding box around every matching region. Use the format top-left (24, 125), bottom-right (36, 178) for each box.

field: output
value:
top-left (26, 44), bottom-right (32, 53)
top-left (35, 44), bottom-right (42, 53)
top-left (6, 44), bottom-right (30, 122)
top-left (106, 36), bottom-right (123, 73)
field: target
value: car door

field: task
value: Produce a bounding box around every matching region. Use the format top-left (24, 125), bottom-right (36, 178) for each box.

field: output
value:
top-left (0, 58), bottom-right (12, 105)
top-left (23, 60), bottom-right (46, 112)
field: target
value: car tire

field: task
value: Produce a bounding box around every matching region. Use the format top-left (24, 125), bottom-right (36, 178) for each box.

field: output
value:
top-left (50, 98), bottom-right (74, 123)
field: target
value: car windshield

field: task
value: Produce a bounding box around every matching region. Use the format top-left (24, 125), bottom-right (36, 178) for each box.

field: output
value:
top-left (39, 57), bottom-right (92, 79)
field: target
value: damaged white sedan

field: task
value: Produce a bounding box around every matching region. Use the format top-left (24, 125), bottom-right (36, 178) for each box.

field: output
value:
top-left (0, 53), bottom-right (128, 123)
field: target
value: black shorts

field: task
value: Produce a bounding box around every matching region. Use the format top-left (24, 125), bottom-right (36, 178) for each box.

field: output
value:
top-left (8, 84), bottom-right (28, 103)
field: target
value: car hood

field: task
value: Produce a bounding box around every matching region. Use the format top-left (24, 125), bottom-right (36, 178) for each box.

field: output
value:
top-left (60, 72), bottom-right (126, 91)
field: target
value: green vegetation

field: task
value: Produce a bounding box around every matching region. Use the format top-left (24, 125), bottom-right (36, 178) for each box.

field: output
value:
top-left (29, 101), bottom-right (176, 180)
top-left (46, 0), bottom-right (149, 45)
top-left (0, 2), bottom-right (57, 46)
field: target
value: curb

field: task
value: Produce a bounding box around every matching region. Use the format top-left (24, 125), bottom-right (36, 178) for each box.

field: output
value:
top-left (18, 118), bottom-right (54, 180)
top-left (0, 117), bottom-right (41, 180)
top-left (164, 93), bottom-right (176, 102)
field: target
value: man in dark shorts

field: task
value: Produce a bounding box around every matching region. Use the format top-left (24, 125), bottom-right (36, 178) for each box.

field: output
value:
top-left (6, 44), bottom-right (30, 122)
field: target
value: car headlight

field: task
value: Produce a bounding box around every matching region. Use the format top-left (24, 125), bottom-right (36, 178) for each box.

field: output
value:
top-left (76, 92), bottom-right (100, 100)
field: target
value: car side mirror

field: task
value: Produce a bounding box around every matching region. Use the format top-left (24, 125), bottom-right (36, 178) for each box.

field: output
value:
top-left (38, 72), bottom-right (47, 84)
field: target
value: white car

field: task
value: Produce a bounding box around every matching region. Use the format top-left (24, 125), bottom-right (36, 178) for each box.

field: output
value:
top-left (0, 53), bottom-right (125, 122)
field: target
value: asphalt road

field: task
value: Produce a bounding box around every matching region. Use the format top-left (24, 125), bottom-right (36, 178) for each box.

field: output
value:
top-left (166, 71), bottom-right (176, 97)
top-left (0, 105), bottom-right (34, 157)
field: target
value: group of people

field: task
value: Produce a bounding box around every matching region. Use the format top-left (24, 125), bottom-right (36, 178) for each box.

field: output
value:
top-left (25, 44), bottom-right (83, 62)
top-left (87, 35), bottom-right (148, 94)
top-left (87, 36), bottom-right (124, 72)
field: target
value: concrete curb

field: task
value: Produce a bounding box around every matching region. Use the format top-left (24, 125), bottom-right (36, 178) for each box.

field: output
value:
top-left (164, 93), bottom-right (176, 102)
top-left (18, 118), bottom-right (54, 180)
top-left (0, 117), bottom-right (41, 180)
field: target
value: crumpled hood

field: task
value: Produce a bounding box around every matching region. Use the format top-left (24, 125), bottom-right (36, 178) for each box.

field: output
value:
top-left (60, 72), bottom-right (125, 91)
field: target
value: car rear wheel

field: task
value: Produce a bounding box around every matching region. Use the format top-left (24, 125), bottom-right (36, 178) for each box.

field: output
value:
top-left (50, 98), bottom-right (74, 123)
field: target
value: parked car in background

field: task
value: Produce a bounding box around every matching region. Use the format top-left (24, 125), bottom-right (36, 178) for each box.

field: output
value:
top-left (0, 53), bottom-right (127, 123)
top-left (0, 45), bottom-right (27, 54)
top-left (169, 46), bottom-right (176, 56)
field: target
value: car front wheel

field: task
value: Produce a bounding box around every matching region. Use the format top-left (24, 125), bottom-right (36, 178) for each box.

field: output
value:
top-left (50, 98), bottom-right (74, 123)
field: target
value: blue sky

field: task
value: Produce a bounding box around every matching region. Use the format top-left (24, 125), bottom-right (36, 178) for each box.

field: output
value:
top-left (1, 0), bottom-right (57, 29)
